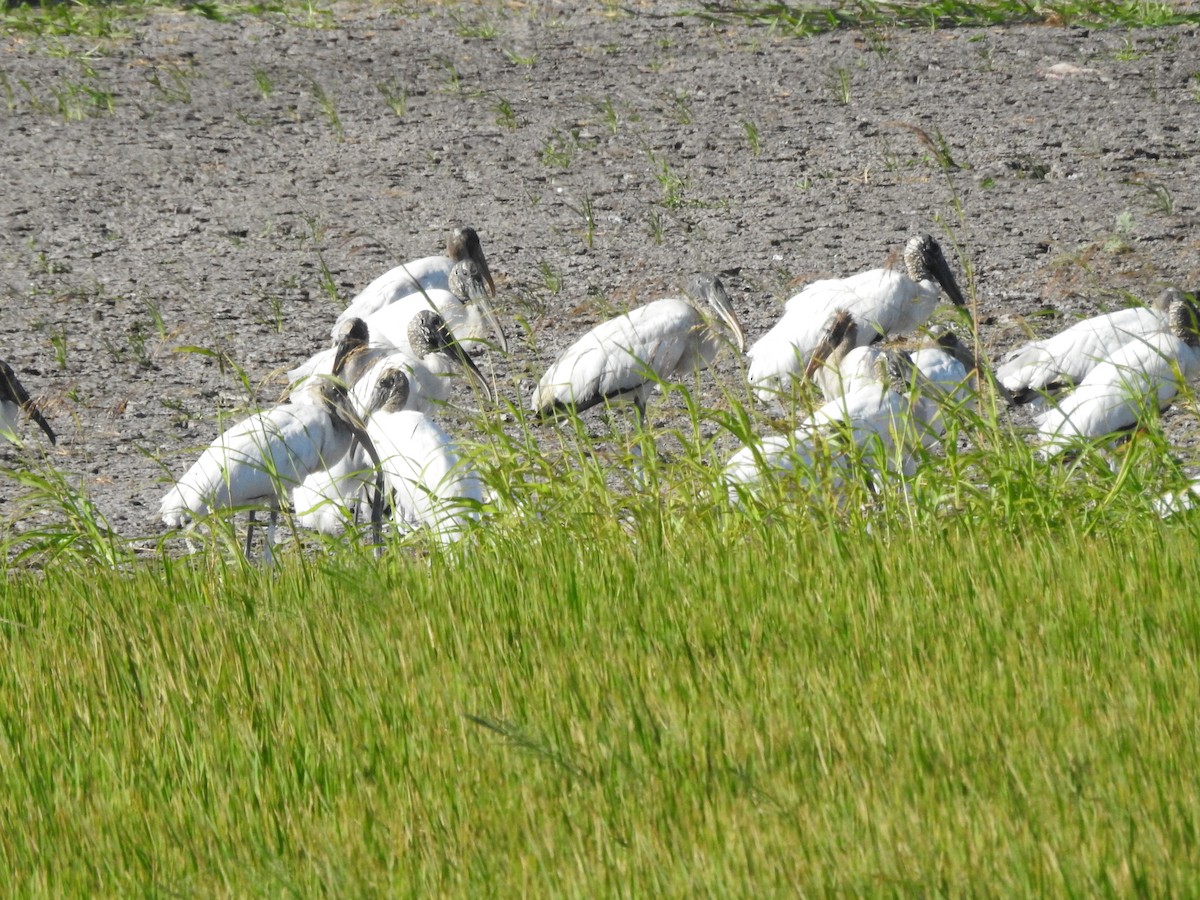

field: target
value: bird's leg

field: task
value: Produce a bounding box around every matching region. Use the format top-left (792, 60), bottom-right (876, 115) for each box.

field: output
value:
top-left (263, 508), bottom-right (278, 568)
top-left (632, 396), bottom-right (648, 488)
top-left (370, 471), bottom-right (385, 555)
top-left (244, 509), bottom-right (257, 560)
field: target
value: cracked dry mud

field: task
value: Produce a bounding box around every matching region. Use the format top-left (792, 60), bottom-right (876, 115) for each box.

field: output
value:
top-left (2, 3), bottom-right (1200, 548)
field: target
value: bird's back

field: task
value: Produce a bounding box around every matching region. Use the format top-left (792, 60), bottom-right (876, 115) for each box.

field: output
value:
top-left (336, 255), bottom-right (452, 326)
top-left (533, 298), bottom-right (696, 415)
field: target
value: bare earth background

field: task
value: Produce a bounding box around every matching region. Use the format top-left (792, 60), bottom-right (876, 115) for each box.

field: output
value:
top-left (3, 2), bottom-right (1200, 546)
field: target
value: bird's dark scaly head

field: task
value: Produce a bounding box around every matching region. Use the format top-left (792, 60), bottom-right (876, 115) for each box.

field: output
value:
top-left (1168, 290), bottom-right (1200, 347)
top-left (447, 226), bottom-right (495, 298)
top-left (904, 233), bottom-right (967, 309)
top-left (686, 273), bottom-right (745, 352)
top-left (332, 317), bottom-right (370, 379)
top-left (804, 308), bottom-right (857, 380)
top-left (369, 366), bottom-right (412, 415)
top-left (408, 309), bottom-right (494, 402)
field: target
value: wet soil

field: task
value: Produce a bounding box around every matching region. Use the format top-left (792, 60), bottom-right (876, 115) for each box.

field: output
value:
top-left (3, 2), bottom-right (1200, 546)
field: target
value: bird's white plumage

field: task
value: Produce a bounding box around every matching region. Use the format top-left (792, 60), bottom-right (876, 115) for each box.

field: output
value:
top-left (349, 349), bottom-right (454, 415)
top-left (335, 227), bottom-right (495, 327)
top-left (337, 256), bottom-right (460, 326)
top-left (747, 235), bottom-right (965, 401)
top-left (533, 298), bottom-right (699, 415)
top-left (368, 409), bottom-right (483, 544)
top-left (1036, 329), bottom-right (1200, 452)
top-left (532, 274), bottom-right (744, 421)
top-left (726, 369), bottom-right (921, 500)
top-left (292, 442), bottom-right (373, 536)
top-left (997, 303), bottom-right (1168, 399)
top-left (360, 287), bottom-right (480, 353)
top-left (160, 399), bottom-right (354, 527)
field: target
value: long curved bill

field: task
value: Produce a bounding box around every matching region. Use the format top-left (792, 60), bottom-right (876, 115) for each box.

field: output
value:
top-left (451, 257), bottom-right (507, 354)
top-left (928, 243), bottom-right (968, 311)
top-left (436, 326), bottom-right (494, 404)
top-left (454, 226), bottom-right (496, 299)
top-left (689, 273), bottom-right (745, 353)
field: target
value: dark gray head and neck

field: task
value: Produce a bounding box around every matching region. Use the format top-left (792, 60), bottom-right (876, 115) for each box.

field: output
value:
top-left (446, 226), bottom-right (495, 298)
top-left (684, 273), bottom-right (745, 352)
top-left (1167, 289), bottom-right (1200, 347)
top-left (448, 258), bottom-right (508, 353)
top-left (903, 234), bottom-right (967, 309)
top-left (331, 317), bottom-right (373, 386)
top-left (407, 309), bottom-right (494, 402)
top-left (366, 366), bottom-right (412, 416)
top-left (804, 308), bottom-right (858, 381)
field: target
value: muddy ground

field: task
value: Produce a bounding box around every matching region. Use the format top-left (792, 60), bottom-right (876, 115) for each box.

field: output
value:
top-left (2, 2), bottom-right (1200, 549)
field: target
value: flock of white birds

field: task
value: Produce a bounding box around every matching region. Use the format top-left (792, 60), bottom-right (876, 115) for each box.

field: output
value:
top-left (3, 225), bottom-right (1200, 558)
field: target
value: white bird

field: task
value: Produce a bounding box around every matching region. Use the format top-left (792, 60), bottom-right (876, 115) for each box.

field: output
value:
top-left (289, 312), bottom-right (493, 409)
top-left (531, 273), bottom-right (745, 428)
top-left (349, 258), bottom-right (506, 354)
top-left (162, 332), bottom-right (384, 561)
top-left (996, 289), bottom-right (1173, 403)
top-left (747, 234), bottom-right (967, 401)
top-left (0, 359), bottom-right (55, 446)
top-left (362, 365), bottom-right (485, 544)
top-left (1036, 289), bottom-right (1200, 454)
top-left (335, 226), bottom-right (496, 327)
top-left (804, 308), bottom-right (887, 401)
top-left (291, 441), bottom-right (375, 536)
top-left (726, 352), bottom-right (922, 500)
top-left (1154, 478), bottom-right (1200, 518)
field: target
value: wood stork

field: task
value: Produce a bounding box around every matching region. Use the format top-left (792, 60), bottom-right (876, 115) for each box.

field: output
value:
top-left (1036, 289), bottom-right (1200, 455)
top-left (804, 308), bottom-right (887, 400)
top-left (747, 234), bottom-right (967, 402)
top-left (348, 258), bottom-right (507, 354)
top-left (163, 328), bottom-right (385, 560)
top-left (0, 359), bottom-right (55, 445)
top-left (335, 226), bottom-right (496, 327)
top-left (726, 351), bottom-right (922, 500)
top-left (362, 365), bottom-right (485, 544)
top-left (996, 289), bottom-right (1173, 403)
top-left (289, 312), bottom-right (493, 407)
top-left (531, 273), bottom-right (745, 429)
top-left (159, 381), bottom-right (380, 561)
top-left (293, 366), bottom-right (416, 536)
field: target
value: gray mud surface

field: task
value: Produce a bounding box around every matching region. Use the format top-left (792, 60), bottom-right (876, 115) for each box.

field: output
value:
top-left (3, 3), bottom-right (1200, 547)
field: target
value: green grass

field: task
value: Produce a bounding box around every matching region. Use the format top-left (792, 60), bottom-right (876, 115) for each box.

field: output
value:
top-left (4, 0), bottom-right (1196, 45)
top-left (694, 0), bottom-right (1200, 33)
top-left (4, 378), bottom-right (1200, 891)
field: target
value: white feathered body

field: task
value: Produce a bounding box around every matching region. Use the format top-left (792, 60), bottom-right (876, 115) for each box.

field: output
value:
top-left (997, 305), bottom-right (1166, 398)
top-left (368, 410), bottom-right (483, 544)
top-left (292, 443), bottom-right (373, 536)
top-left (747, 267), bottom-right (943, 399)
top-left (1036, 331), bottom-right (1200, 449)
top-left (160, 402), bottom-right (352, 526)
top-left (335, 255), bottom-right (457, 327)
top-left (353, 287), bottom-right (494, 352)
top-left (725, 379), bottom-right (919, 498)
top-left (533, 298), bottom-right (718, 414)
